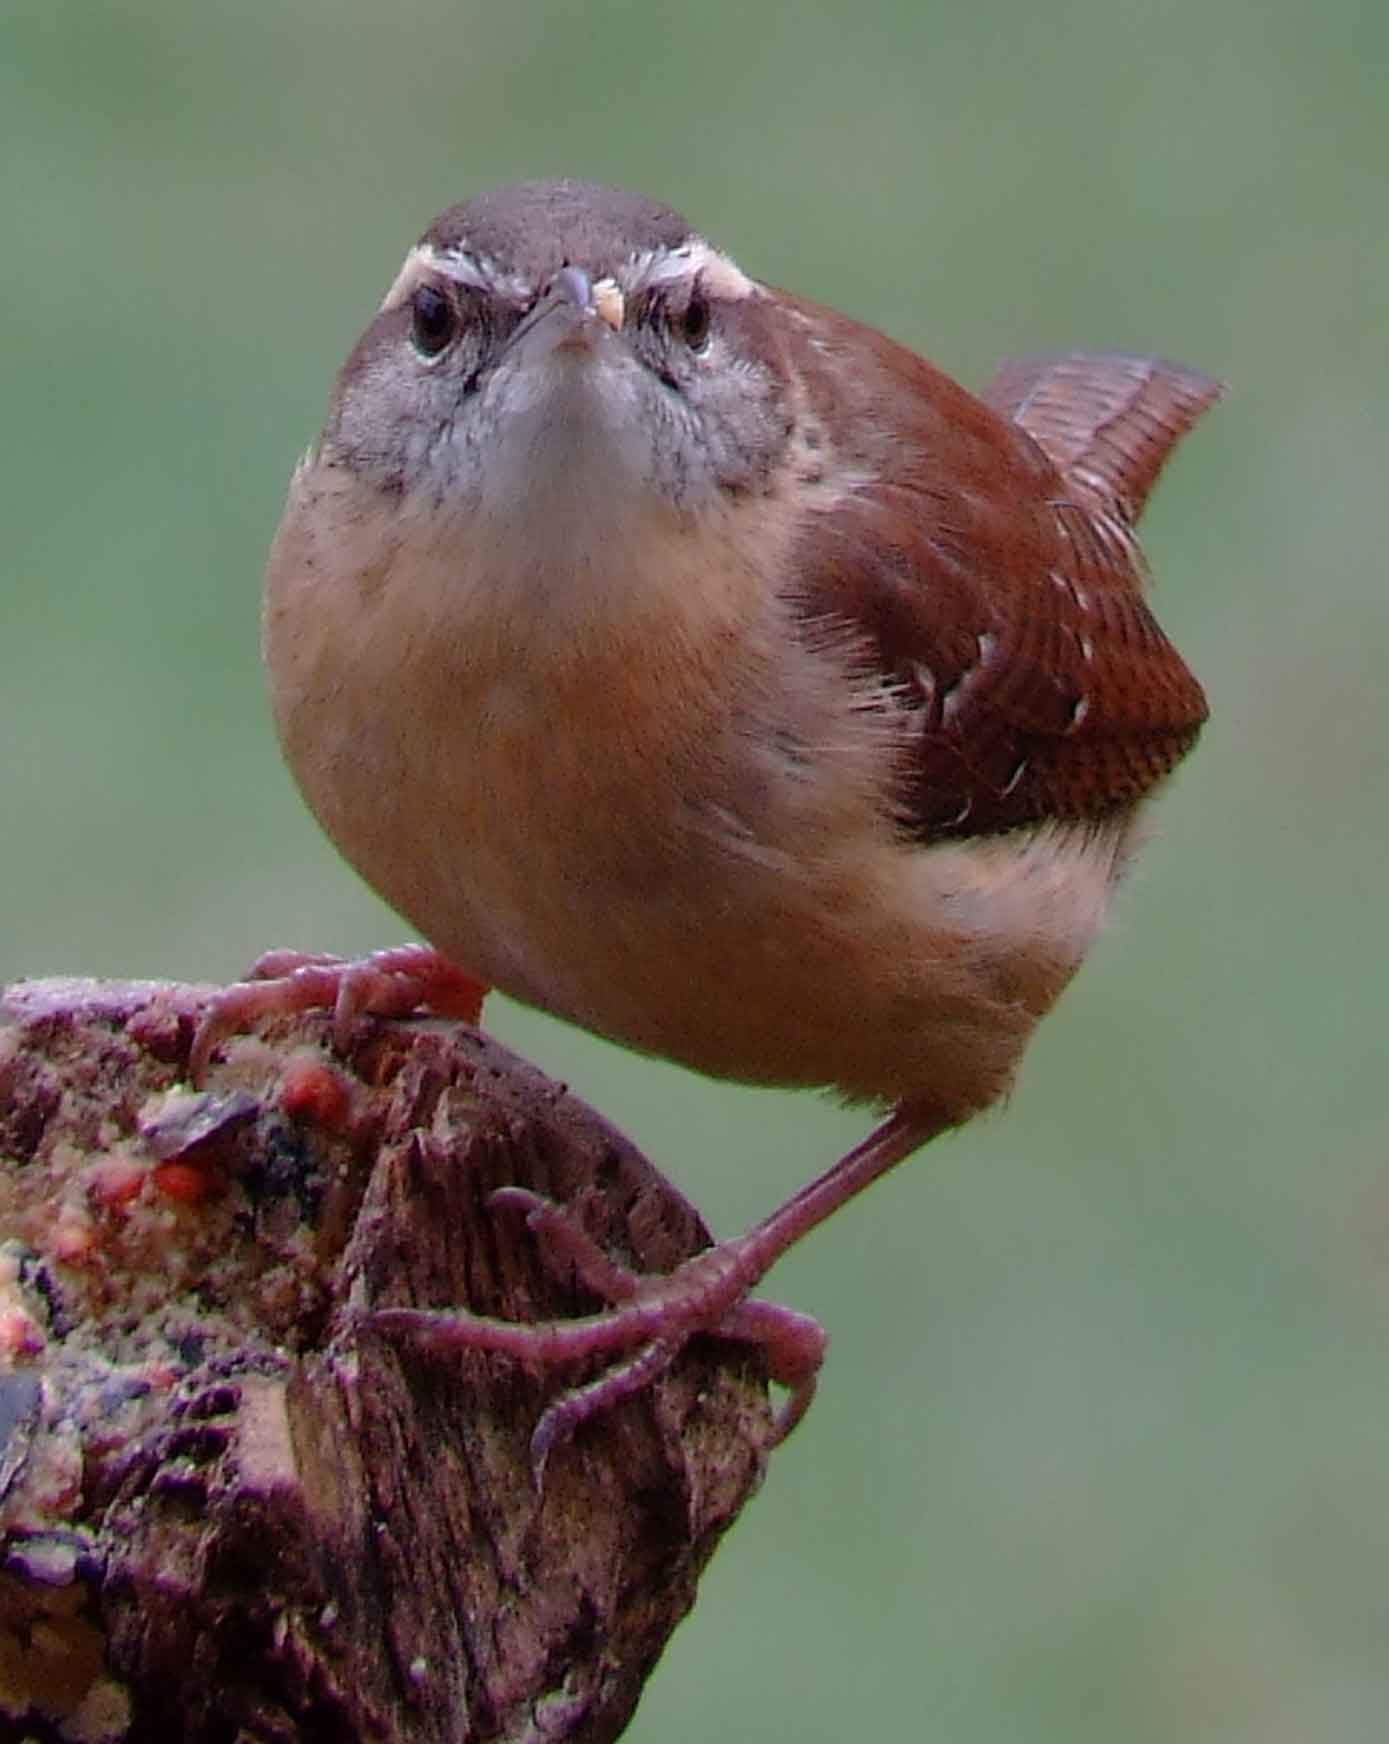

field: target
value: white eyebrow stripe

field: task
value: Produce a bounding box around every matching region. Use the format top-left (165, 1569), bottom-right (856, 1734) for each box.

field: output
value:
top-left (431, 247), bottom-right (532, 299)
top-left (380, 245), bottom-right (434, 311)
top-left (380, 235), bottom-right (761, 314)
top-left (624, 238), bottom-right (761, 300)
top-left (380, 243), bottom-right (532, 311)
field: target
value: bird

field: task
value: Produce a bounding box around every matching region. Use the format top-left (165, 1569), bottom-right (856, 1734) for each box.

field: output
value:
top-left (195, 178), bottom-right (1220, 1470)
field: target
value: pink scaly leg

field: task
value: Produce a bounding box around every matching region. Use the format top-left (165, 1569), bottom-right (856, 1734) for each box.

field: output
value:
top-left (188, 945), bottom-right (488, 1082)
top-left (193, 956), bottom-right (942, 1469)
top-left (372, 1104), bottom-right (946, 1476)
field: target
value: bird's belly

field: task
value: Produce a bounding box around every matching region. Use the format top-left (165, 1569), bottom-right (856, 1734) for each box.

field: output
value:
top-left (268, 526), bottom-right (1122, 1116)
top-left (348, 709), bottom-right (1120, 1117)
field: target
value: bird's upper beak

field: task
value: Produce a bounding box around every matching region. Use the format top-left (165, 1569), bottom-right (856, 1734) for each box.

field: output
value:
top-left (510, 267), bottom-right (626, 360)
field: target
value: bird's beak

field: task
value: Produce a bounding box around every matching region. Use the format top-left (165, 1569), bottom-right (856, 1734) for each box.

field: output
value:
top-left (509, 268), bottom-right (626, 361)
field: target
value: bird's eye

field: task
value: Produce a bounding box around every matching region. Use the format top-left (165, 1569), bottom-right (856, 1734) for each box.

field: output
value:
top-left (410, 284), bottom-right (457, 358)
top-left (680, 288), bottom-right (712, 351)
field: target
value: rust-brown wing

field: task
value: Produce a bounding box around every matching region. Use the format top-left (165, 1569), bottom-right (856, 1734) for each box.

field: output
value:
top-left (790, 318), bottom-right (1220, 840)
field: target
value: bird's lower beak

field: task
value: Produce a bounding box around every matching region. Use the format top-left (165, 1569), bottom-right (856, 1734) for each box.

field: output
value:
top-left (510, 267), bottom-right (625, 360)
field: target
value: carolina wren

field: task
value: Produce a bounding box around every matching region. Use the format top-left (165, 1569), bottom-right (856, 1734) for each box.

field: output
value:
top-left (201, 179), bottom-right (1219, 1465)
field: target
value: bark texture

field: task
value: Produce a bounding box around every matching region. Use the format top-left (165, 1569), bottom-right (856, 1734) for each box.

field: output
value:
top-left (0, 978), bottom-right (772, 1744)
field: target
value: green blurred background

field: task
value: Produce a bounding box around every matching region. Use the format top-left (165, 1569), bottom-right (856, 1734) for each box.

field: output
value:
top-left (5, 0), bottom-right (1387, 1737)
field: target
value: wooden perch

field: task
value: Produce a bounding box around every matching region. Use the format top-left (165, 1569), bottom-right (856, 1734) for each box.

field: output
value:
top-left (0, 978), bottom-right (773, 1743)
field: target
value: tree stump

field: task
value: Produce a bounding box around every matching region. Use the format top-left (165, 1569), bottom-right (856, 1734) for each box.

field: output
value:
top-left (0, 978), bottom-right (772, 1743)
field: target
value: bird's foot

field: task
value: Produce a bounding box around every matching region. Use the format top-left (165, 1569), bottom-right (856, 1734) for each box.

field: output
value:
top-left (189, 944), bottom-right (489, 1081)
top-left (370, 1184), bottom-right (827, 1483)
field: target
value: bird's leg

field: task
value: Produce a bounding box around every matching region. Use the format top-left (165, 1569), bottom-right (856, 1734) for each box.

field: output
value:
top-left (188, 944), bottom-right (488, 1081)
top-left (372, 1104), bottom-right (946, 1471)
top-left (192, 954), bottom-right (941, 1465)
